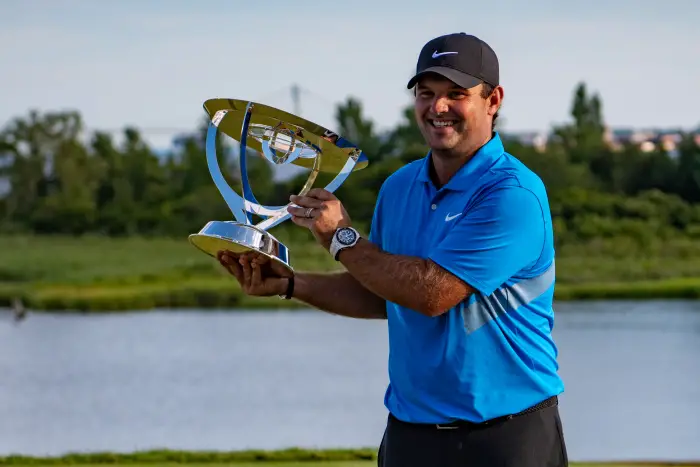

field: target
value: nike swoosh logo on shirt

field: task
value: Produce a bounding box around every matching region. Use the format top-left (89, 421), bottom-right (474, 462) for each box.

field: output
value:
top-left (445, 213), bottom-right (461, 221)
top-left (432, 50), bottom-right (458, 58)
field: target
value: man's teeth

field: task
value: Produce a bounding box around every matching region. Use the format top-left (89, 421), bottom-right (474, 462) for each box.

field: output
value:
top-left (432, 120), bottom-right (455, 127)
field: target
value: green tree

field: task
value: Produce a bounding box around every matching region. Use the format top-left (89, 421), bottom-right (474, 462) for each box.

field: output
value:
top-left (334, 97), bottom-right (384, 160)
top-left (0, 110), bottom-right (85, 231)
top-left (32, 139), bottom-right (101, 234)
top-left (0, 82), bottom-right (698, 244)
top-left (552, 82), bottom-right (606, 163)
top-left (675, 134), bottom-right (700, 203)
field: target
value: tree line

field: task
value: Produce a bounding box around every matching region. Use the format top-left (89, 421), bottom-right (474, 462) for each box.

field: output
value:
top-left (1, 83), bottom-right (699, 247)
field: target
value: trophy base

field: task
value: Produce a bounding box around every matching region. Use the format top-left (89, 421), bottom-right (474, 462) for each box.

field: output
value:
top-left (188, 221), bottom-right (292, 273)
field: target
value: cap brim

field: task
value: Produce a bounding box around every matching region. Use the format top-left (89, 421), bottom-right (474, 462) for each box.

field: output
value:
top-left (406, 66), bottom-right (482, 90)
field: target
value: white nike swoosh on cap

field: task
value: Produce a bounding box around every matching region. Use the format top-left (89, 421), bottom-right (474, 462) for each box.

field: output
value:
top-left (432, 50), bottom-right (458, 58)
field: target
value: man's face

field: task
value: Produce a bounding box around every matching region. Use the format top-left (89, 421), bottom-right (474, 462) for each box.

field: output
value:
top-left (413, 75), bottom-right (495, 156)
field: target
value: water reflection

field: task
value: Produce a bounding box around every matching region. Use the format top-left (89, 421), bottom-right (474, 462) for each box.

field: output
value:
top-left (0, 300), bottom-right (698, 461)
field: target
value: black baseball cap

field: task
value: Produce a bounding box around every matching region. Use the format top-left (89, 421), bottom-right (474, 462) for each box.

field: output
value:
top-left (406, 33), bottom-right (499, 90)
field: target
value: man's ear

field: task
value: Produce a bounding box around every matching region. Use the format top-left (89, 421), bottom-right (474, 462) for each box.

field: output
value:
top-left (488, 85), bottom-right (504, 116)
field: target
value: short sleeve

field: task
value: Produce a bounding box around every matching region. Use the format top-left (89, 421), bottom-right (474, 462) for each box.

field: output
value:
top-left (368, 183), bottom-right (386, 247)
top-left (428, 186), bottom-right (545, 296)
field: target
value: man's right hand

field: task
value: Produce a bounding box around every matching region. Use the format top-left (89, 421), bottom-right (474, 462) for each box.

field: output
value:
top-left (217, 250), bottom-right (293, 297)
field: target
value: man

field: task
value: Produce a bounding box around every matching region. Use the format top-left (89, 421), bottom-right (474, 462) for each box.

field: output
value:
top-left (218, 32), bottom-right (568, 467)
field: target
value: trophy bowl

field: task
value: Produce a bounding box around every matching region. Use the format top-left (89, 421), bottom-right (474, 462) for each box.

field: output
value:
top-left (188, 98), bottom-right (368, 274)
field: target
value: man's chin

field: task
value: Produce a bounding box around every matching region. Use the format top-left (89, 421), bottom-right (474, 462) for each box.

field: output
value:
top-left (429, 139), bottom-right (459, 152)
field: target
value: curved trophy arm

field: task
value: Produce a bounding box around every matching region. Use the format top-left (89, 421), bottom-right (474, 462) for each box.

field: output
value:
top-left (205, 118), bottom-right (249, 224)
top-left (256, 152), bottom-right (359, 230)
top-left (207, 109), bottom-right (296, 223)
top-left (238, 103), bottom-right (313, 219)
top-left (237, 102), bottom-right (258, 224)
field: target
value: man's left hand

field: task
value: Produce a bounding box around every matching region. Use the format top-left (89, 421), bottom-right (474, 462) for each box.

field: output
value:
top-left (287, 188), bottom-right (351, 250)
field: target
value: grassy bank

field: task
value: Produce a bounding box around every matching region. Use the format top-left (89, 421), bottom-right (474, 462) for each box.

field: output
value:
top-left (0, 449), bottom-right (376, 465)
top-left (1, 233), bottom-right (699, 311)
top-left (3, 276), bottom-right (700, 312)
top-left (0, 449), bottom-right (697, 466)
top-left (5, 463), bottom-right (696, 467)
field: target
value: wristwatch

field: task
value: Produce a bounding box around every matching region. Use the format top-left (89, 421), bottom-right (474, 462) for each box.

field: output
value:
top-left (329, 226), bottom-right (360, 260)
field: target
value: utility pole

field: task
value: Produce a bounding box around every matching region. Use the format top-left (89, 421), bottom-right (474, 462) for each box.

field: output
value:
top-left (291, 84), bottom-right (301, 117)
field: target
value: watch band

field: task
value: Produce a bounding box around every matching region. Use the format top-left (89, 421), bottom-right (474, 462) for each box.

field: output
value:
top-left (281, 276), bottom-right (294, 300)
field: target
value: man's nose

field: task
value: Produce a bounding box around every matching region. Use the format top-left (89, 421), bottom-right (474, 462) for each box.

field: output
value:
top-left (431, 97), bottom-right (449, 114)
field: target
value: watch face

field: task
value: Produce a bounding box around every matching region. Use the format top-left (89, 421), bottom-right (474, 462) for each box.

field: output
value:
top-left (337, 228), bottom-right (357, 245)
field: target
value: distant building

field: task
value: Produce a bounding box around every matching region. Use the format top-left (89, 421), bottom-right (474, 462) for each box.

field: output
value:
top-left (504, 125), bottom-right (699, 156)
top-left (604, 127), bottom-right (696, 157)
top-left (500, 131), bottom-right (549, 152)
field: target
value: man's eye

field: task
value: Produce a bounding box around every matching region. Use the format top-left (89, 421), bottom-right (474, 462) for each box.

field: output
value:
top-left (448, 92), bottom-right (466, 99)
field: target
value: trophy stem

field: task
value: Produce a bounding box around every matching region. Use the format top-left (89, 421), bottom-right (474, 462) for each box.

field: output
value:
top-left (205, 115), bottom-right (249, 225)
top-left (238, 102), bottom-right (258, 224)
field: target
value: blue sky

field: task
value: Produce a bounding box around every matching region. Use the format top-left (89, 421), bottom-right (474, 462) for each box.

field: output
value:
top-left (1, 0), bottom-right (698, 150)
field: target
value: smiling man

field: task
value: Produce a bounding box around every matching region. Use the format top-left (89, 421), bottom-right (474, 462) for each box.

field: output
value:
top-left (218, 33), bottom-right (567, 467)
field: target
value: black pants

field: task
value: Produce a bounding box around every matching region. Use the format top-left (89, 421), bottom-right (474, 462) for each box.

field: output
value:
top-left (377, 399), bottom-right (568, 467)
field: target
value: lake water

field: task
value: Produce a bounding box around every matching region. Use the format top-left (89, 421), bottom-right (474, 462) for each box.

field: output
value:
top-left (1, 300), bottom-right (699, 462)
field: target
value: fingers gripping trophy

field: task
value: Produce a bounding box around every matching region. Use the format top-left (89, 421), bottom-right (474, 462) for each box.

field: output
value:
top-left (188, 98), bottom-right (368, 285)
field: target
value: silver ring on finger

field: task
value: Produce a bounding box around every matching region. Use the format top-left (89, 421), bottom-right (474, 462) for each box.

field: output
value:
top-left (305, 207), bottom-right (314, 218)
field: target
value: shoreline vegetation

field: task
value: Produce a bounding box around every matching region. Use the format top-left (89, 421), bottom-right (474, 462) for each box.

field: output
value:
top-left (2, 83), bottom-right (700, 312)
top-left (0, 449), bottom-right (698, 466)
top-left (2, 276), bottom-right (700, 313)
top-left (1, 234), bottom-right (699, 312)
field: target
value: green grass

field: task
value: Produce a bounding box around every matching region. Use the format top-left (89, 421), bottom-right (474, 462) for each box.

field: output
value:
top-left (0, 449), bottom-right (376, 465)
top-left (1, 233), bottom-right (699, 311)
top-left (4, 463), bottom-right (699, 467)
top-left (0, 449), bottom-right (696, 466)
top-left (2, 464), bottom-right (372, 467)
top-left (0, 232), bottom-right (337, 310)
top-left (554, 237), bottom-right (700, 283)
top-left (0, 232), bottom-right (338, 286)
top-left (556, 277), bottom-right (700, 300)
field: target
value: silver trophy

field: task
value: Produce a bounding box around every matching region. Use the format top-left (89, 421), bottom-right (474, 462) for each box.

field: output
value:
top-left (188, 98), bottom-right (368, 273)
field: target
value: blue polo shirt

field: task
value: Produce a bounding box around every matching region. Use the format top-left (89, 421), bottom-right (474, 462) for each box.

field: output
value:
top-left (369, 133), bottom-right (564, 424)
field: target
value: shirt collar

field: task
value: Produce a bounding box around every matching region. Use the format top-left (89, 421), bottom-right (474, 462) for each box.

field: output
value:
top-left (416, 132), bottom-right (505, 191)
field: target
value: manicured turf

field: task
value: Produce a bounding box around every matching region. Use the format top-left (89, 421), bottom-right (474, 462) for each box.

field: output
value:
top-left (1, 234), bottom-right (699, 311)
